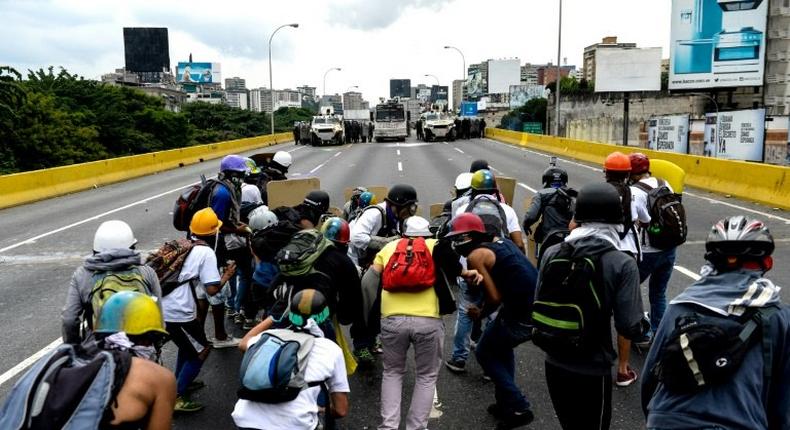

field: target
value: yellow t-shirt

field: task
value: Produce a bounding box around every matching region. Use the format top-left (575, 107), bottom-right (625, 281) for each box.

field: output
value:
top-left (374, 238), bottom-right (440, 319)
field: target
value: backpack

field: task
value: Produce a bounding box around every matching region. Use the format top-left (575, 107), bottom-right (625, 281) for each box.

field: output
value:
top-left (238, 329), bottom-right (322, 403)
top-left (382, 238), bottom-right (436, 293)
top-left (172, 176), bottom-right (221, 232)
top-left (531, 242), bottom-right (614, 357)
top-left (88, 267), bottom-right (152, 328)
top-left (465, 195), bottom-right (508, 238)
top-left (251, 220), bottom-right (301, 261)
top-left (276, 229), bottom-right (333, 278)
top-left (633, 179), bottom-right (688, 250)
top-left (536, 188), bottom-right (575, 242)
top-left (428, 211), bottom-right (452, 238)
top-left (145, 238), bottom-right (206, 296)
top-left (352, 205), bottom-right (389, 235)
top-left (536, 229), bottom-right (570, 268)
top-left (0, 342), bottom-right (131, 430)
top-left (653, 305), bottom-right (778, 394)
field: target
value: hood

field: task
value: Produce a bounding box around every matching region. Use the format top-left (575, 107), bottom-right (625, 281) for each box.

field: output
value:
top-left (565, 223), bottom-right (623, 252)
top-left (84, 248), bottom-right (142, 271)
top-left (564, 234), bottom-right (618, 258)
top-left (671, 268), bottom-right (782, 317)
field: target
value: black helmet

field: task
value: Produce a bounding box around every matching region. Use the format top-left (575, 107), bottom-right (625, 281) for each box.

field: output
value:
top-left (470, 159), bottom-right (489, 173)
top-left (386, 184), bottom-right (418, 207)
top-left (542, 167), bottom-right (568, 188)
top-left (705, 216), bottom-right (774, 268)
top-left (574, 182), bottom-right (623, 224)
top-left (303, 190), bottom-right (330, 213)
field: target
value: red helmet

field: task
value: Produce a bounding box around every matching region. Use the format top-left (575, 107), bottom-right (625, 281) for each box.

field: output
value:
top-left (320, 217), bottom-right (350, 245)
top-left (604, 152), bottom-right (631, 172)
top-left (629, 153), bottom-right (650, 175)
top-left (445, 213), bottom-right (486, 238)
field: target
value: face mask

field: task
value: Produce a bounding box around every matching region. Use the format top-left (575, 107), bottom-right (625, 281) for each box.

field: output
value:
top-left (451, 239), bottom-right (477, 257)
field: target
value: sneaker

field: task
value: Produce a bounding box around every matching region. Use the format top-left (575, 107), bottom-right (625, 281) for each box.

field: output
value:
top-left (482, 374), bottom-right (492, 382)
top-left (234, 313), bottom-right (245, 325)
top-left (212, 336), bottom-right (241, 349)
top-left (470, 340), bottom-right (477, 351)
top-left (174, 396), bottom-right (204, 413)
top-left (354, 348), bottom-right (375, 366)
top-left (486, 403), bottom-right (506, 419)
top-left (444, 359), bottom-right (467, 374)
top-left (243, 318), bottom-right (257, 330)
top-left (496, 409), bottom-right (534, 430)
top-left (225, 307), bottom-right (236, 318)
top-left (616, 366), bottom-right (638, 387)
top-left (186, 379), bottom-right (206, 393)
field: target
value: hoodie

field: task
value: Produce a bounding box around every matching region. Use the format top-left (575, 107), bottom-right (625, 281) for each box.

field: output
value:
top-left (537, 232), bottom-right (644, 376)
top-left (641, 269), bottom-right (790, 430)
top-left (61, 249), bottom-right (161, 344)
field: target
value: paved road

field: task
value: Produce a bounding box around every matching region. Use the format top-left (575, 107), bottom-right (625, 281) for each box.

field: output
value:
top-left (0, 136), bottom-right (788, 429)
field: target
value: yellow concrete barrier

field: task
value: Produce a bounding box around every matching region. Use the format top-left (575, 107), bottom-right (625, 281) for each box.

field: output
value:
top-left (485, 128), bottom-right (790, 211)
top-left (0, 133), bottom-right (292, 210)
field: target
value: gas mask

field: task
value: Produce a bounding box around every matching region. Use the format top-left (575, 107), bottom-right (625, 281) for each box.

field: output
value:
top-left (451, 236), bottom-right (478, 257)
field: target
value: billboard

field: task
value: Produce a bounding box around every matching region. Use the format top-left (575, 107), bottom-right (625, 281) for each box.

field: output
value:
top-left (177, 62), bottom-right (221, 84)
top-left (123, 27), bottom-right (170, 73)
top-left (704, 108), bottom-right (765, 161)
top-left (467, 68), bottom-right (485, 99)
top-left (487, 59), bottom-right (521, 95)
top-left (461, 101), bottom-right (478, 116)
top-left (509, 84), bottom-right (548, 109)
top-left (430, 85), bottom-right (448, 103)
top-left (647, 114), bottom-right (690, 153)
top-left (390, 79), bottom-right (411, 98)
top-left (594, 48), bottom-right (662, 92)
top-left (669, 0), bottom-right (767, 90)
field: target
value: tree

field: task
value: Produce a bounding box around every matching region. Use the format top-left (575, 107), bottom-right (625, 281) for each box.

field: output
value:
top-left (499, 97), bottom-right (548, 132)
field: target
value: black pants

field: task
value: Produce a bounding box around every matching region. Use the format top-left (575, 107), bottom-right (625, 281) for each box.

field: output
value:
top-left (545, 361), bottom-right (612, 430)
top-left (351, 294), bottom-right (380, 350)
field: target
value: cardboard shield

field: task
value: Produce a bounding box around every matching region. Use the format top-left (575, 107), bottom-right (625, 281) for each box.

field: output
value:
top-left (267, 178), bottom-right (321, 208)
top-left (495, 177), bottom-right (516, 206)
top-left (429, 203), bottom-right (445, 219)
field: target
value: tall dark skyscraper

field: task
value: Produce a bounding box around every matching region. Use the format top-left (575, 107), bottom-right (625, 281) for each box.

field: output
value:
top-left (389, 79), bottom-right (411, 99)
top-left (123, 27), bottom-right (170, 83)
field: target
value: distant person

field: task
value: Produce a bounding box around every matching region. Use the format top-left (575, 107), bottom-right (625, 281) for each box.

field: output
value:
top-left (368, 122), bottom-right (375, 141)
top-left (480, 118), bottom-right (487, 136)
top-left (416, 118), bottom-right (424, 141)
top-left (293, 123), bottom-right (300, 144)
top-left (260, 151), bottom-right (292, 205)
top-left (462, 117), bottom-right (471, 139)
top-left (523, 166), bottom-right (577, 263)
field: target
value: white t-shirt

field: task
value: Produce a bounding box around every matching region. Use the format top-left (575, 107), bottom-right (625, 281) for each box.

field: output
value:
top-left (631, 177), bottom-right (674, 253)
top-left (241, 183), bottom-right (263, 204)
top-left (231, 333), bottom-right (350, 430)
top-left (454, 195), bottom-right (522, 234)
top-left (161, 245), bottom-right (221, 323)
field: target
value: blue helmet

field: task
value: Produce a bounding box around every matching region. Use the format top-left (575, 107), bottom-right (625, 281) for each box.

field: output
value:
top-left (220, 154), bottom-right (247, 173)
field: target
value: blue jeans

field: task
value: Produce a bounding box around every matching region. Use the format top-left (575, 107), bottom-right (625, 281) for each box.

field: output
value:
top-left (474, 316), bottom-right (532, 413)
top-left (450, 279), bottom-right (484, 362)
top-left (638, 248), bottom-right (677, 333)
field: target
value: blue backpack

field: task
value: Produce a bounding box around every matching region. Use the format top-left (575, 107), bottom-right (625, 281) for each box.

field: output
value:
top-left (238, 329), bottom-right (323, 403)
top-left (0, 342), bottom-right (131, 430)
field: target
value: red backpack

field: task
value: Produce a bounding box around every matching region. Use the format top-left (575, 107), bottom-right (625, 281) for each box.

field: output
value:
top-left (382, 238), bottom-right (435, 292)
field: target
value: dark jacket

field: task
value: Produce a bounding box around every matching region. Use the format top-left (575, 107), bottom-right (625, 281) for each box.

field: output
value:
top-left (523, 186), bottom-right (576, 243)
top-left (538, 234), bottom-right (644, 376)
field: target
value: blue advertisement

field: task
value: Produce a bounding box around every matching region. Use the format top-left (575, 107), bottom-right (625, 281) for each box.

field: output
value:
top-left (669, 0), bottom-right (767, 90)
top-left (461, 101), bottom-right (478, 117)
top-left (176, 62), bottom-right (218, 84)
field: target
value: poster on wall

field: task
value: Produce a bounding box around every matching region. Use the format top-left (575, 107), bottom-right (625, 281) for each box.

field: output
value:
top-left (669, 0), bottom-right (768, 90)
top-left (704, 109), bottom-right (765, 161)
top-left (647, 114), bottom-right (690, 153)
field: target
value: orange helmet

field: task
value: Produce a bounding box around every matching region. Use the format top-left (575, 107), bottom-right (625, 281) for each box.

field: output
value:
top-left (604, 152), bottom-right (632, 172)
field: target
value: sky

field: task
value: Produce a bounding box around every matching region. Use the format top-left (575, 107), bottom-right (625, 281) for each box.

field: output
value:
top-left (0, 0), bottom-right (672, 103)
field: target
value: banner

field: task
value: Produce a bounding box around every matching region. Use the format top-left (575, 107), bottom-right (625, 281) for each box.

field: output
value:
top-left (704, 109), bottom-right (765, 161)
top-left (647, 114), bottom-right (689, 154)
top-left (177, 62), bottom-right (220, 84)
top-left (669, 0), bottom-right (767, 90)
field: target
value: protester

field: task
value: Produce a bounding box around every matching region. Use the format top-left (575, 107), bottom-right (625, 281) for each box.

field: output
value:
top-left (523, 166), bottom-right (577, 262)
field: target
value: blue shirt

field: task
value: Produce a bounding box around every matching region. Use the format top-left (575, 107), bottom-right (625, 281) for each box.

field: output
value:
top-left (209, 183), bottom-right (233, 223)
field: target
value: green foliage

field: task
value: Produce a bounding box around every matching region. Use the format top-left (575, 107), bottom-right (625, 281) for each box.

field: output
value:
top-left (545, 76), bottom-right (594, 96)
top-left (499, 97), bottom-right (548, 132)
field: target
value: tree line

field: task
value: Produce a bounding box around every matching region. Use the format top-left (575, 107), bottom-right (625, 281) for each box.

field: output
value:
top-left (0, 66), bottom-right (313, 174)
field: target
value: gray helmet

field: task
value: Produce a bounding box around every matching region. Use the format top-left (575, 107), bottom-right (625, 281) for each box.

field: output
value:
top-left (705, 216), bottom-right (774, 268)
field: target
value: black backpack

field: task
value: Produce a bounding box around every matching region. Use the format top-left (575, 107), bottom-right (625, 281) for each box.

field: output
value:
top-left (653, 305), bottom-right (778, 394)
top-left (633, 179), bottom-right (687, 250)
top-left (532, 242), bottom-right (614, 357)
top-left (465, 195), bottom-right (508, 238)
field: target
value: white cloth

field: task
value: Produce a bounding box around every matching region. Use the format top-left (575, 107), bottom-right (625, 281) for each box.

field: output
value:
top-left (231, 329), bottom-right (350, 430)
top-left (161, 245), bottom-right (221, 323)
top-left (454, 195), bottom-right (522, 234)
top-left (565, 223), bottom-right (623, 249)
top-left (631, 177), bottom-right (673, 253)
top-left (241, 183), bottom-right (263, 204)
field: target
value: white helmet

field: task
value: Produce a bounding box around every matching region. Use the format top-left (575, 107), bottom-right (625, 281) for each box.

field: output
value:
top-left (248, 206), bottom-right (278, 232)
top-left (403, 216), bottom-right (432, 237)
top-left (454, 172), bottom-right (473, 191)
top-left (93, 220), bottom-right (137, 252)
top-left (272, 151), bottom-right (293, 168)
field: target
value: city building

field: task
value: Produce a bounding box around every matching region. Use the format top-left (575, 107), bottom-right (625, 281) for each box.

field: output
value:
top-left (765, 3), bottom-right (790, 115)
top-left (225, 77), bottom-right (246, 91)
top-left (538, 63), bottom-right (576, 86)
top-left (297, 85), bottom-right (317, 100)
top-left (467, 61), bottom-right (489, 99)
top-left (520, 64), bottom-right (540, 85)
top-left (343, 91), bottom-right (364, 110)
top-left (101, 68), bottom-right (140, 85)
top-left (452, 79), bottom-right (464, 112)
top-left (583, 36), bottom-right (637, 82)
top-left (274, 89), bottom-right (302, 111)
top-left (186, 91), bottom-right (224, 105)
top-left (319, 94), bottom-right (343, 115)
top-left (249, 87), bottom-right (266, 112)
top-left (390, 79), bottom-right (411, 98)
top-left (123, 27), bottom-right (171, 84)
top-left (225, 91), bottom-right (248, 110)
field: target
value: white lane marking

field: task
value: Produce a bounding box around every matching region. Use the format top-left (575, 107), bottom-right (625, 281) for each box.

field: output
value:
top-left (309, 161), bottom-right (329, 174)
top-left (287, 146), bottom-right (305, 153)
top-left (518, 182), bottom-right (537, 193)
top-left (0, 337), bottom-right (62, 387)
top-left (333, 151), bottom-right (343, 158)
top-left (674, 265), bottom-right (702, 281)
top-left (0, 180), bottom-right (202, 254)
top-left (397, 149), bottom-right (401, 156)
top-left (442, 142), bottom-right (449, 145)
top-left (398, 161), bottom-right (403, 172)
top-left (483, 138), bottom-right (790, 224)
top-left (454, 147), bottom-right (465, 154)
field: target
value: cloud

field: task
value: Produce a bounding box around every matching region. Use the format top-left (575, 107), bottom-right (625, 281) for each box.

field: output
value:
top-left (327, 0), bottom-right (454, 30)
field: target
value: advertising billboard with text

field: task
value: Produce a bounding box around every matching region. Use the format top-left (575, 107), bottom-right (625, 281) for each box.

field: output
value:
top-left (647, 114), bottom-right (690, 154)
top-left (704, 108), bottom-right (765, 161)
top-left (177, 62), bottom-right (221, 84)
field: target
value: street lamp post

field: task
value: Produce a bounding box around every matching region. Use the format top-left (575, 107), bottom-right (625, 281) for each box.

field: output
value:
top-left (554, 0), bottom-right (562, 136)
top-left (268, 23), bottom-right (299, 135)
top-left (443, 46), bottom-right (466, 103)
top-left (323, 67), bottom-right (342, 98)
top-left (424, 74), bottom-right (440, 87)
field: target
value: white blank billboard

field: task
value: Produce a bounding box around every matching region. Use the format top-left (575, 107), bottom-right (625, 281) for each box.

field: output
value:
top-left (595, 48), bottom-right (661, 92)
top-left (487, 59), bottom-right (521, 95)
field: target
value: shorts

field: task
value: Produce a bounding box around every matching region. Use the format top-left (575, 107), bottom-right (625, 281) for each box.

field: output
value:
top-left (166, 320), bottom-right (210, 359)
top-left (195, 282), bottom-right (230, 306)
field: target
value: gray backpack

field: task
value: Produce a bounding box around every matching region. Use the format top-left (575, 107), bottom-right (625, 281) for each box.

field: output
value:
top-left (465, 195), bottom-right (508, 238)
top-left (0, 342), bottom-right (131, 429)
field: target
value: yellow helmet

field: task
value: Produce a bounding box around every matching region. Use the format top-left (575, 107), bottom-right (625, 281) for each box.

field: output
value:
top-left (190, 207), bottom-right (223, 236)
top-left (94, 291), bottom-right (168, 337)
